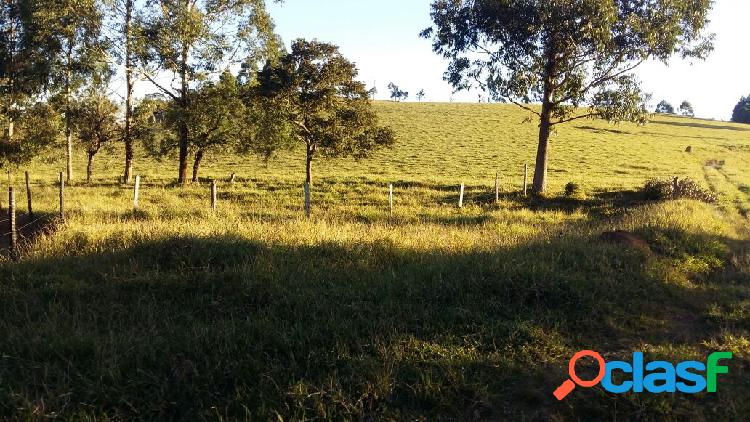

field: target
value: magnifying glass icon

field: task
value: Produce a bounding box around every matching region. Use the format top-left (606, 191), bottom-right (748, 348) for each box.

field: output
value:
top-left (553, 350), bottom-right (606, 401)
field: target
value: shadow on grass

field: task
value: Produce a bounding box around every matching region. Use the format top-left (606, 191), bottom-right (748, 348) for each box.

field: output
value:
top-left (651, 120), bottom-right (750, 132)
top-left (1, 222), bottom-right (748, 420)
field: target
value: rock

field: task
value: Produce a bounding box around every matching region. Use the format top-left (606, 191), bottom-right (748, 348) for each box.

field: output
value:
top-left (685, 146), bottom-right (692, 153)
top-left (600, 230), bottom-right (652, 254)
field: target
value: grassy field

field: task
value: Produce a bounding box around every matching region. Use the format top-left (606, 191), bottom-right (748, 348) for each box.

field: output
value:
top-left (1, 102), bottom-right (750, 419)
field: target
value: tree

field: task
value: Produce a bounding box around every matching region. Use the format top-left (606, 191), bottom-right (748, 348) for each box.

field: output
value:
top-left (417, 89), bottom-right (425, 102)
top-left (256, 39), bottom-right (395, 193)
top-left (27, 0), bottom-right (107, 182)
top-left (422, 0), bottom-right (713, 193)
top-left (138, 0), bottom-right (281, 185)
top-left (0, 102), bottom-right (60, 172)
top-left (388, 82), bottom-right (408, 102)
top-left (679, 101), bottom-right (694, 117)
top-left (146, 71), bottom-right (250, 182)
top-left (69, 91), bottom-right (122, 183)
top-left (656, 100), bottom-right (675, 114)
top-left (731, 96), bottom-right (750, 124)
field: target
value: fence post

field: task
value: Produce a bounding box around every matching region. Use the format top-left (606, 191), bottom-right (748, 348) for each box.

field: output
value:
top-left (211, 179), bottom-right (217, 210)
top-left (495, 172), bottom-right (500, 203)
top-left (523, 164), bottom-right (528, 197)
top-left (304, 182), bottom-right (311, 218)
top-left (389, 183), bottom-right (394, 216)
top-left (133, 175), bottom-right (141, 210)
top-left (9, 187), bottom-right (17, 261)
top-left (229, 173), bottom-right (236, 184)
top-left (59, 172), bottom-right (65, 222)
top-left (25, 171), bottom-right (33, 221)
top-left (459, 183), bottom-right (465, 208)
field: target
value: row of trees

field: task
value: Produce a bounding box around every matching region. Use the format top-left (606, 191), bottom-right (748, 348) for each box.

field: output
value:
top-left (655, 100), bottom-right (695, 117)
top-left (1, 1), bottom-right (394, 187)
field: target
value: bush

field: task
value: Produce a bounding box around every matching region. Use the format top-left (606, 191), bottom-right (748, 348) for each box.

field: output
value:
top-left (564, 182), bottom-right (584, 198)
top-left (643, 177), bottom-right (717, 203)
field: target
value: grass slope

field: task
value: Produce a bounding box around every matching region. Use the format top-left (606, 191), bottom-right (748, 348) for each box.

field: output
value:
top-left (1, 103), bottom-right (750, 419)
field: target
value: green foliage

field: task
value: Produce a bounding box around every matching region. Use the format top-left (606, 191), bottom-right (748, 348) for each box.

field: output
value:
top-left (643, 177), bottom-right (717, 203)
top-left (0, 102), bottom-right (60, 169)
top-left (256, 39), bottom-right (395, 182)
top-left (679, 101), bottom-right (694, 117)
top-left (422, 0), bottom-right (713, 192)
top-left (388, 82), bottom-right (408, 102)
top-left (70, 92), bottom-right (121, 156)
top-left (656, 100), bottom-right (675, 114)
top-left (732, 95), bottom-right (750, 124)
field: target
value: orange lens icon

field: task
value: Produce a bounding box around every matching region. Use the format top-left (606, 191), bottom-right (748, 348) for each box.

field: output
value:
top-left (553, 350), bottom-right (606, 401)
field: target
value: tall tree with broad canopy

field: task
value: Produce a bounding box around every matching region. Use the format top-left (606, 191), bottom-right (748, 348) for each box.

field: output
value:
top-left (137, 0), bottom-right (282, 185)
top-left (422, 0), bottom-right (714, 193)
top-left (144, 71), bottom-right (251, 182)
top-left (26, 0), bottom-right (107, 182)
top-left (255, 39), bottom-right (395, 191)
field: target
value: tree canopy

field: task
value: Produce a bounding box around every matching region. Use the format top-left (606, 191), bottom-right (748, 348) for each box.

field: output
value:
top-left (732, 96), bottom-right (750, 124)
top-left (656, 100), bottom-right (675, 114)
top-left (256, 39), bottom-right (395, 188)
top-left (422, 0), bottom-right (714, 193)
top-left (679, 101), bottom-right (694, 117)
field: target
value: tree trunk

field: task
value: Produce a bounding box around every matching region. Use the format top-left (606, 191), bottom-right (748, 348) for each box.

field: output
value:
top-left (177, 44), bottom-right (190, 185)
top-left (123, 0), bottom-right (134, 184)
top-left (65, 45), bottom-right (74, 182)
top-left (86, 152), bottom-right (94, 184)
top-left (305, 144), bottom-right (313, 187)
top-left (192, 149), bottom-right (203, 183)
top-left (532, 48), bottom-right (557, 194)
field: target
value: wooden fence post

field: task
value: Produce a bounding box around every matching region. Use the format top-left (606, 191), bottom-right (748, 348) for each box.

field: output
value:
top-left (9, 187), bottom-right (17, 260)
top-left (25, 171), bottom-right (33, 220)
top-left (523, 164), bottom-right (528, 197)
top-left (304, 182), bottom-right (311, 218)
top-left (389, 183), bottom-right (394, 216)
top-left (211, 179), bottom-right (217, 210)
top-left (495, 172), bottom-right (500, 203)
top-left (59, 172), bottom-right (65, 222)
top-left (229, 173), bottom-right (236, 184)
top-left (459, 183), bottom-right (465, 208)
top-left (133, 175), bottom-right (141, 210)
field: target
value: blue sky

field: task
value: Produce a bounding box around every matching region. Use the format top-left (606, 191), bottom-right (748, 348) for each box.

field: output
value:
top-left (267, 0), bottom-right (750, 121)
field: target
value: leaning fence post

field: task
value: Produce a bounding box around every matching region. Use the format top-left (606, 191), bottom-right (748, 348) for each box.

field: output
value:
top-left (459, 182), bottom-right (465, 208)
top-left (9, 187), bottom-right (17, 260)
top-left (304, 182), bottom-right (311, 218)
top-left (133, 175), bottom-right (141, 210)
top-left (389, 183), bottom-right (394, 216)
top-left (25, 171), bottom-right (33, 220)
top-left (211, 179), bottom-right (217, 210)
top-left (59, 172), bottom-right (65, 222)
top-left (494, 172), bottom-right (500, 203)
top-left (523, 164), bottom-right (528, 197)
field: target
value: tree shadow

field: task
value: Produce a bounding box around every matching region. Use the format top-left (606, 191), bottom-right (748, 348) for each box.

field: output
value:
top-left (0, 222), bottom-right (747, 419)
top-left (651, 120), bottom-right (750, 132)
top-left (575, 125), bottom-right (631, 135)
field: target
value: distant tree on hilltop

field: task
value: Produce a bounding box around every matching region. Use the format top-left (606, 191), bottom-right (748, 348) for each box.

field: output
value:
top-left (422, 0), bottom-right (713, 193)
top-left (416, 89), bottom-right (425, 102)
top-left (388, 83), bottom-right (409, 102)
top-left (732, 96), bottom-right (750, 124)
top-left (679, 101), bottom-right (695, 117)
top-left (656, 100), bottom-right (675, 114)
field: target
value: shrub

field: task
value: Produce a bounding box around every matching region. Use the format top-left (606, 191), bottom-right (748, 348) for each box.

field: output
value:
top-left (643, 177), bottom-right (717, 203)
top-left (564, 182), bottom-right (584, 198)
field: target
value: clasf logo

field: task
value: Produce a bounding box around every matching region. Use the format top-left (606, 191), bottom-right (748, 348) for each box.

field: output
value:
top-left (554, 350), bottom-right (732, 400)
